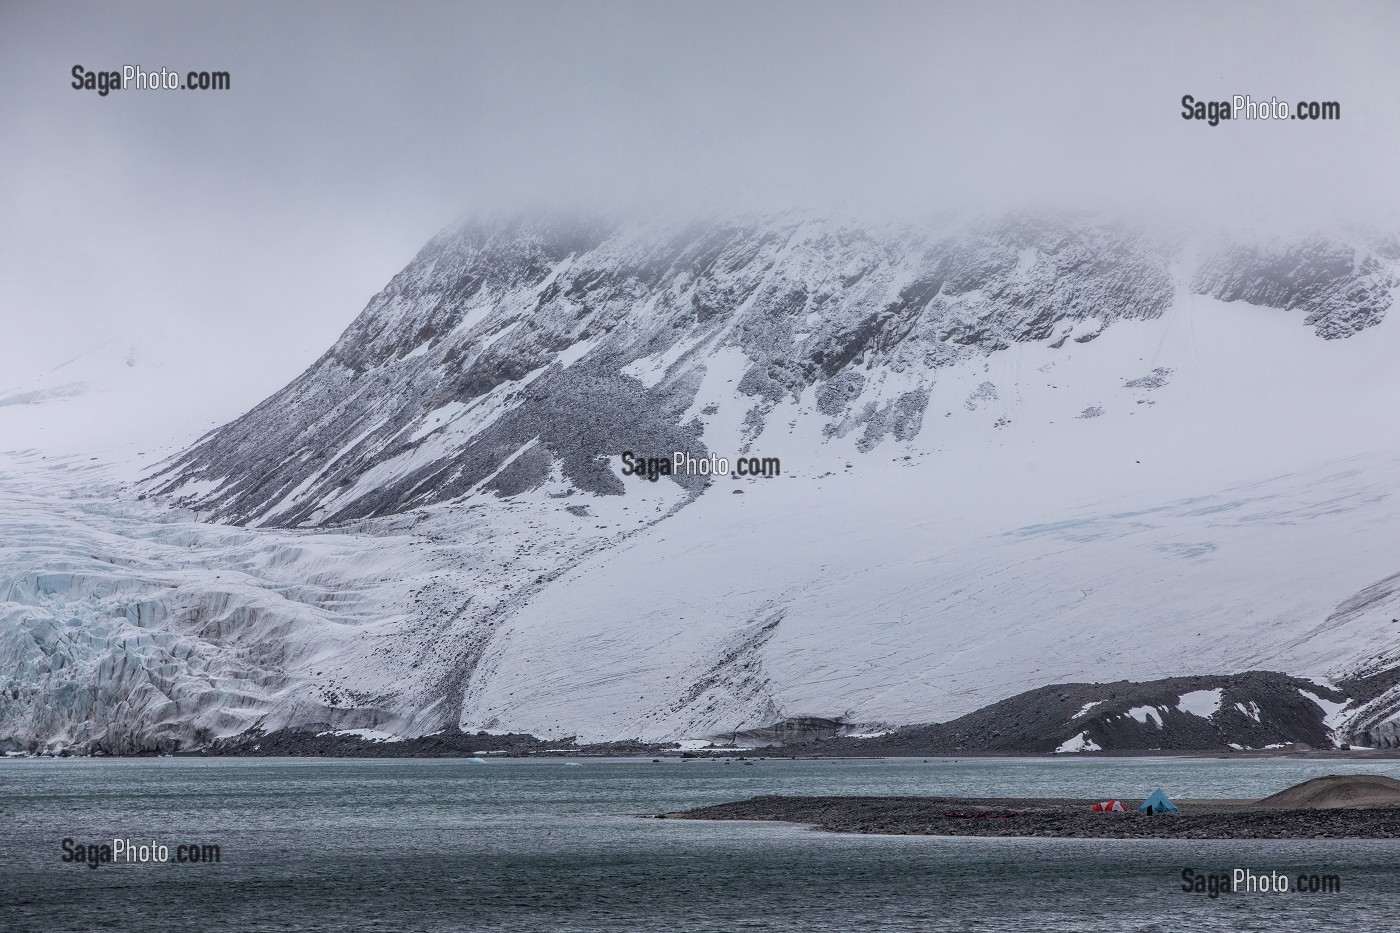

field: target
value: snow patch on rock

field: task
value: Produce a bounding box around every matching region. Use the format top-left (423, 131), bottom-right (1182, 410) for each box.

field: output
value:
top-left (1055, 731), bottom-right (1102, 753)
top-left (1176, 688), bottom-right (1224, 719)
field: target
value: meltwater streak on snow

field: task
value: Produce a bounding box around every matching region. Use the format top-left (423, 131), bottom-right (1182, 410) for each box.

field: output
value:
top-left (6, 215), bottom-right (1400, 752)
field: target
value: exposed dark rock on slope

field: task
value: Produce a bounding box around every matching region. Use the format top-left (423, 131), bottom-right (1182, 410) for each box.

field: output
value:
top-left (1193, 234), bottom-right (1400, 339)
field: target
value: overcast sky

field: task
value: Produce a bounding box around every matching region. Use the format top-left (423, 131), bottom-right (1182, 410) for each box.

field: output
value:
top-left (2, 0), bottom-right (1398, 452)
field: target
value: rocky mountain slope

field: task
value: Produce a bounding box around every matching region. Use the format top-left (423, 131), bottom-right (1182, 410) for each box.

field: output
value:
top-left (5, 211), bottom-right (1400, 754)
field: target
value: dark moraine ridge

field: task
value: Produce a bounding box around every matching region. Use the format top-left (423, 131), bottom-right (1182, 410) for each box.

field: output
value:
top-left (190, 727), bottom-right (673, 759)
top-left (805, 672), bottom-right (1347, 756)
top-left (665, 794), bottom-right (1400, 839)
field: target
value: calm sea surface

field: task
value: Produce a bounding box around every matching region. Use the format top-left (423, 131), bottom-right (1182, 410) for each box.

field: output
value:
top-left (4, 756), bottom-right (1400, 932)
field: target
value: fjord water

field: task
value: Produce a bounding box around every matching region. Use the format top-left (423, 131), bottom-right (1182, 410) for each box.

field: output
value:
top-left (4, 757), bottom-right (1400, 932)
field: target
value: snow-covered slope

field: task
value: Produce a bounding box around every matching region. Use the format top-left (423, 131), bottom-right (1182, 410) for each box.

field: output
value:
top-left (5, 212), bottom-right (1400, 753)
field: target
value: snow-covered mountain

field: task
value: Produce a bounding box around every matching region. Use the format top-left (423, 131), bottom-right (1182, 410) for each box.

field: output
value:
top-left (149, 213), bottom-right (1397, 525)
top-left (5, 211), bottom-right (1400, 754)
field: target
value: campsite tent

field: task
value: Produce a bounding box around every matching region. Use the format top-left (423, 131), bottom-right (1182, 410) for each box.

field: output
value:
top-left (1091, 800), bottom-right (1126, 812)
top-left (1139, 788), bottom-right (1179, 814)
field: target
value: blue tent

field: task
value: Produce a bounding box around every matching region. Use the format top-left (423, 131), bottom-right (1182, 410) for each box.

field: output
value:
top-left (1139, 788), bottom-right (1179, 814)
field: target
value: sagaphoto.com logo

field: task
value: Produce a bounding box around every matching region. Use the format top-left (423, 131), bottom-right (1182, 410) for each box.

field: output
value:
top-left (61, 837), bottom-right (222, 868)
top-left (71, 64), bottom-right (230, 97)
top-left (1180, 93), bottom-right (1339, 125)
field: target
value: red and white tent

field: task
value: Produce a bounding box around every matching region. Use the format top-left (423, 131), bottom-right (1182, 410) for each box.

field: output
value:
top-left (1091, 800), bottom-right (1127, 812)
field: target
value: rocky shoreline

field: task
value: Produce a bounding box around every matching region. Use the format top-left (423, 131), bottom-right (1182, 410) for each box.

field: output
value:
top-left (664, 794), bottom-right (1400, 839)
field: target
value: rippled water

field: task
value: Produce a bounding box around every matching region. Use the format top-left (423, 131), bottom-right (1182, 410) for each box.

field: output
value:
top-left (3, 756), bottom-right (1400, 931)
